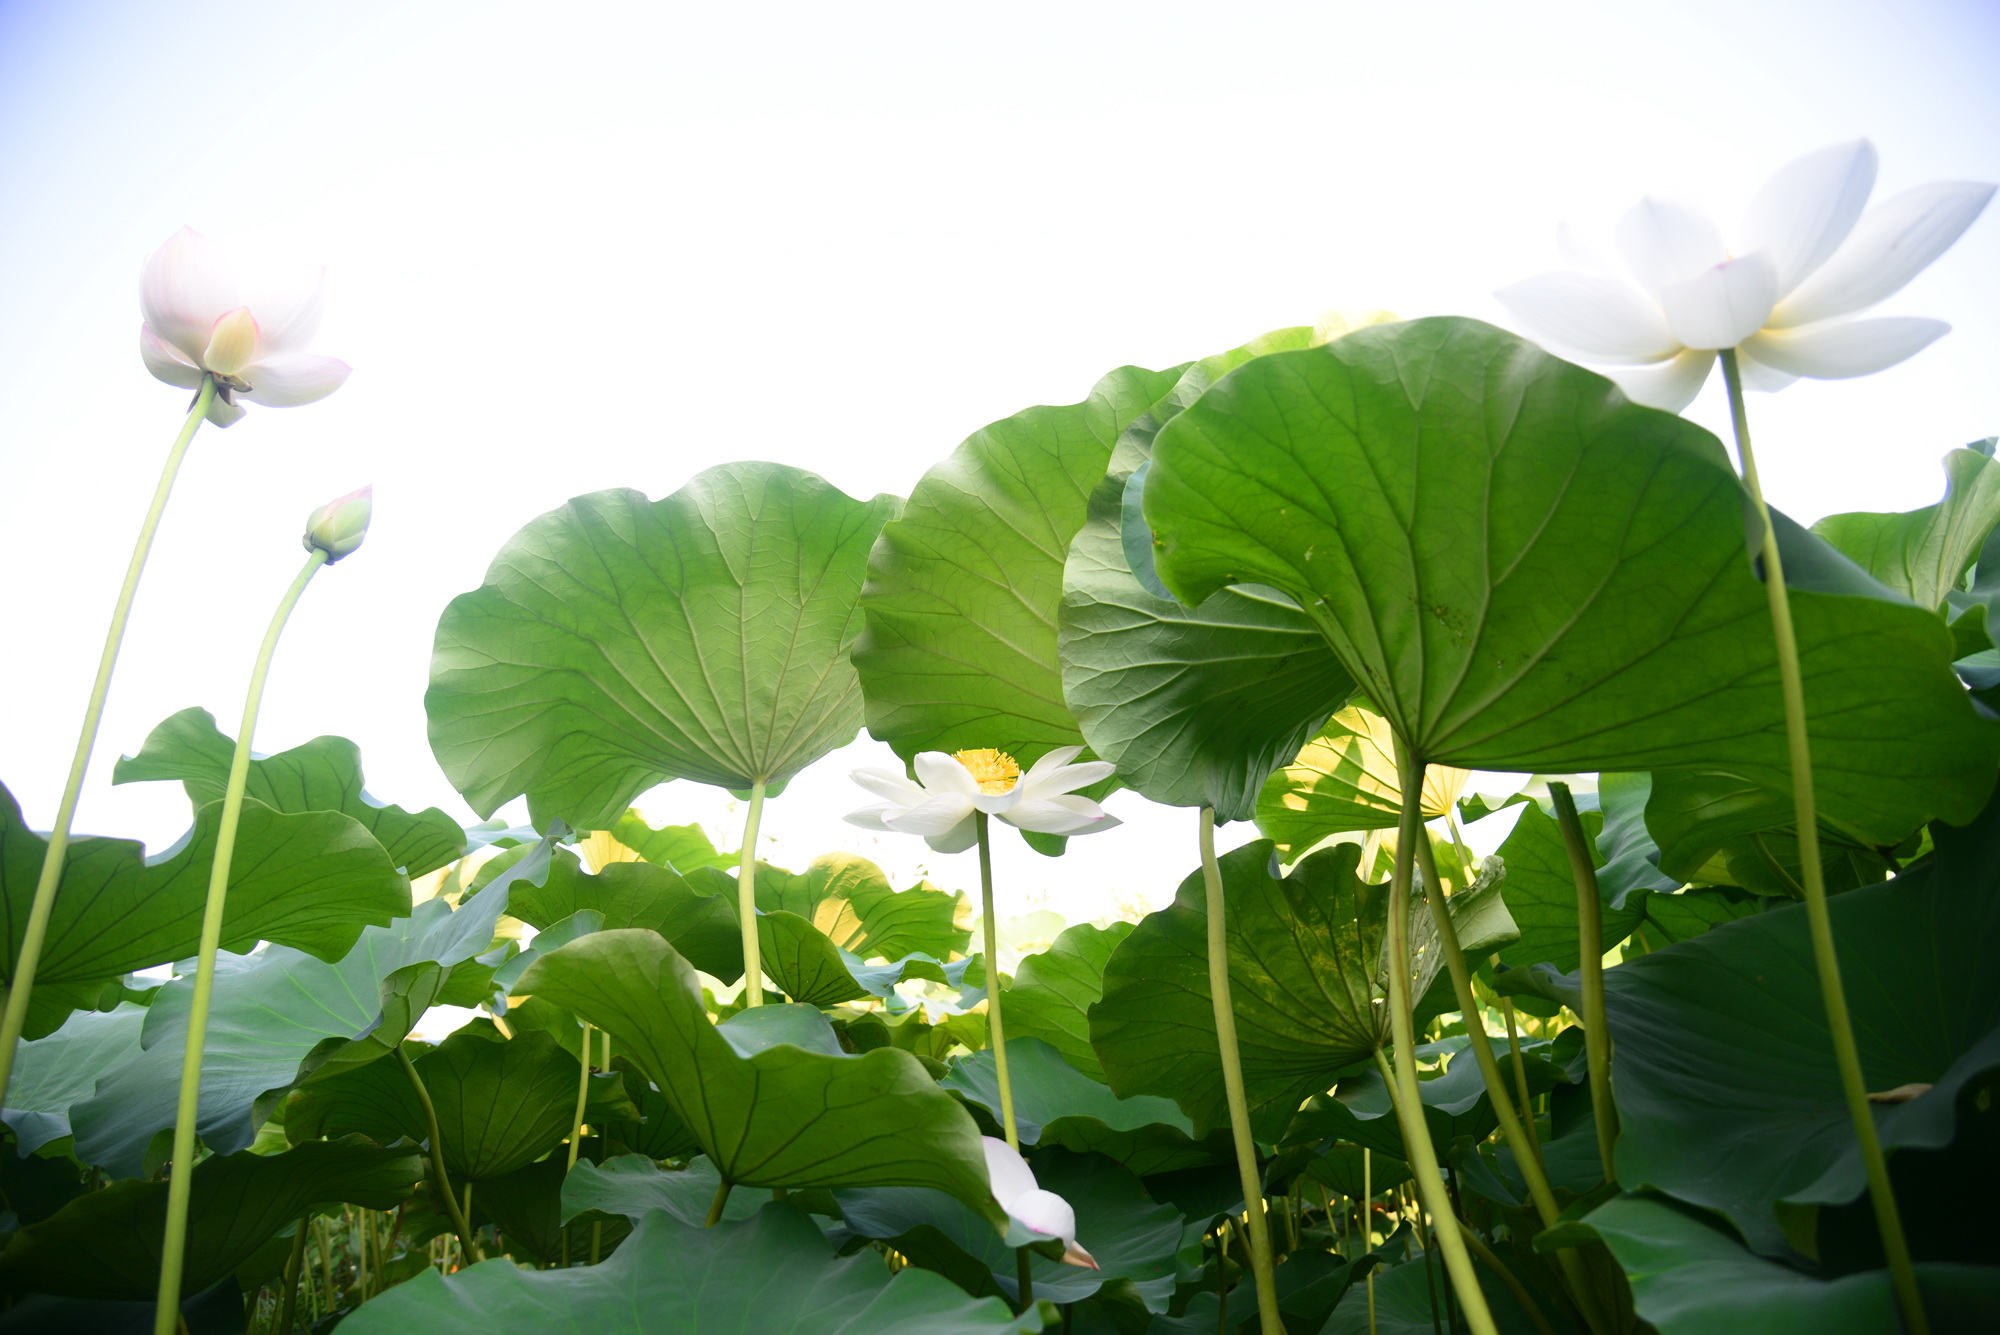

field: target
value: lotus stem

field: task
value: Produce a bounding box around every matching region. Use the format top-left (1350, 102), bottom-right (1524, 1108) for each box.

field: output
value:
top-left (397, 1046), bottom-right (482, 1264)
top-left (1547, 782), bottom-right (1619, 1183)
top-left (738, 779), bottom-right (768, 1006)
top-left (153, 547), bottom-right (327, 1335)
top-left (1016, 1246), bottom-right (1034, 1314)
top-left (974, 812), bottom-right (1019, 1149)
top-left (1379, 766), bottom-right (1497, 1335)
top-left (0, 377), bottom-right (217, 1112)
top-left (705, 1177), bottom-right (733, 1227)
top-left (1455, 1220), bottom-right (1557, 1335)
top-left (277, 1213), bottom-right (310, 1333)
top-left (1495, 982), bottom-right (1538, 1171)
top-left (1197, 807), bottom-right (1285, 1335)
top-left (1719, 349), bottom-right (1927, 1335)
top-left (563, 1020), bottom-right (593, 1266)
top-left (1365, 1143), bottom-right (1376, 1335)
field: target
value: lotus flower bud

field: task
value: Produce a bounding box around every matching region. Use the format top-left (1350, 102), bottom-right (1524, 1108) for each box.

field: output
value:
top-left (303, 486), bottom-right (373, 563)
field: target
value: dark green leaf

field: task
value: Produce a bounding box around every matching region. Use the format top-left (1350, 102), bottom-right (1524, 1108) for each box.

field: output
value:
top-left (1003, 922), bottom-right (1130, 1081)
top-left (758, 911), bottom-right (869, 1006)
top-left (1321, 1250), bottom-right (1553, 1335)
top-left (561, 1154), bottom-right (764, 1228)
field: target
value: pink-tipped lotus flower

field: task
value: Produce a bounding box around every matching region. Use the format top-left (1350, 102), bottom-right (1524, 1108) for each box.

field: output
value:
top-left (139, 227), bottom-right (352, 427)
top-left (1496, 140), bottom-right (1994, 412)
top-left (983, 1137), bottom-right (1098, 1269)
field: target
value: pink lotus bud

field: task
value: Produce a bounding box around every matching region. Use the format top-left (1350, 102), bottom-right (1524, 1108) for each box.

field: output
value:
top-left (303, 486), bottom-right (373, 562)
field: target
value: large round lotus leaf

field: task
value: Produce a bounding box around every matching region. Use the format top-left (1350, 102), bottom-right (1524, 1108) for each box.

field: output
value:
top-left (427, 463), bottom-right (898, 829)
top-left (1603, 795), bottom-right (2000, 1255)
top-left (336, 1203), bottom-right (1038, 1335)
top-left (854, 363), bottom-right (1179, 771)
top-left (1142, 316), bottom-right (2000, 842)
top-left (1255, 706), bottom-right (1469, 858)
top-left (1001, 921), bottom-right (1130, 1082)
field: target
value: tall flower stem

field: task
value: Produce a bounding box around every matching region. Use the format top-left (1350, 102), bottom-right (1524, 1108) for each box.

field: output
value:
top-left (737, 780), bottom-right (768, 1007)
top-left (973, 812), bottom-right (1018, 1149)
top-left (1547, 782), bottom-right (1618, 1182)
top-left (562, 1020), bottom-right (594, 1266)
top-left (1380, 758), bottom-right (1497, 1335)
top-left (276, 1213), bottom-right (310, 1334)
top-left (398, 1048), bottom-right (481, 1263)
top-left (153, 547), bottom-right (327, 1335)
top-left (1719, 349), bottom-right (1927, 1335)
top-left (1198, 807), bottom-right (1284, 1335)
top-left (0, 377), bottom-right (217, 1109)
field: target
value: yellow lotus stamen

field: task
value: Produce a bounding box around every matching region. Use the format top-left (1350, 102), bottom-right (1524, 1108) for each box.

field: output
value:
top-left (952, 748), bottom-right (1020, 795)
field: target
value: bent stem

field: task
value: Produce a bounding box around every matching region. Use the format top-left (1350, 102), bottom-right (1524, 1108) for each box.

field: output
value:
top-left (1380, 763), bottom-right (1497, 1335)
top-left (1547, 782), bottom-right (1619, 1183)
top-left (153, 548), bottom-right (327, 1335)
top-left (974, 813), bottom-right (1018, 1148)
top-left (1719, 350), bottom-right (1927, 1335)
top-left (397, 1046), bottom-right (481, 1265)
top-left (277, 1213), bottom-right (310, 1334)
top-left (737, 780), bottom-right (769, 1006)
top-left (1198, 808), bottom-right (1284, 1335)
top-left (0, 376), bottom-right (218, 1110)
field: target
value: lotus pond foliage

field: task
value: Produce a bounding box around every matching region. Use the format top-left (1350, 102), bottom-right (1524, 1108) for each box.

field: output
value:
top-left (4, 143), bottom-right (1998, 1333)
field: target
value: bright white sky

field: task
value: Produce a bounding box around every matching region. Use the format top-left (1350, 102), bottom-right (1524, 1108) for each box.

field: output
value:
top-left (3, 0), bottom-right (1997, 930)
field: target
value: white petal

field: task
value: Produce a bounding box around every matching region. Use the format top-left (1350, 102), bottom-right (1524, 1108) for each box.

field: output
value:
top-left (204, 395), bottom-right (247, 428)
top-left (1015, 759), bottom-right (1118, 801)
top-left (1739, 316), bottom-right (1949, 379)
top-left (1492, 272), bottom-right (1679, 365)
top-left (1657, 253), bottom-right (1780, 350)
top-left (924, 819), bottom-right (980, 854)
top-left (912, 752), bottom-right (979, 797)
top-left (241, 261), bottom-right (326, 355)
top-left (1741, 139), bottom-right (1877, 296)
top-left (1008, 1187), bottom-right (1080, 1249)
top-left (982, 1137), bottom-right (1038, 1210)
top-left (882, 792), bottom-right (978, 839)
top-left (1555, 222), bottom-right (1620, 275)
top-left (140, 227), bottom-right (239, 365)
top-left (1773, 181), bottom-right (1996, 327)
top-left (1606, 349), bottom-right (1717, 414)
top-left (970, 791), bottom-right (1021, 815)
top-left (239, 353), bottom-right (351, 407)
top-left (851, 768), bottom-right (926, 805)
top-left (1734, 353), bottom-right (1800, 394)
top-left (1061, 1241), bottom-right (1100, 1270)
top-left (1615, 196), bottom-right (1729, 296)
top-left (843, 804), bottom-right (902, 832)
top-left (139, 324), bottom-right (203, 389)
top-left (203, 307), bottom-right (261, 377)
top-left (1001, 796), bottom-right (1121, 837)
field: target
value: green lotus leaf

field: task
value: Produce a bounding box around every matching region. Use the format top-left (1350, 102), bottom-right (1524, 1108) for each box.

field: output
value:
top-left (113, 706), bottom-right (465, 877)
top-left (1644, 769), bottom-right (1898, 897)
top-left (0, 1001), bottom-right (146, 1154)
top-left (1142, 316), bottom-right (2000, 841)
top-left (562, 1154), bottom-right (766, 1230)
top-left (427, 463), bottom-right (899, 829)
top-left (1154, 1248), bottom-right (1381, 1335)
top-left (1090, 840), bottom-right (1514, 1140)
top-left (501, 847), bottom-right (745, 981)
top-left (1603, 795), bottom-right (2000, 1254)
top-left (518, 929), bottom-right (1000, 1217)
top-left (854, 363), bottom-right (1181, 771)
top-left (757, 911), bottom-right (869, 1007)
top-left (1321, 1250), bottom-right (1550, 1335)
top-left (69, 872), bottom-right (516, 1177)
top-left (473, 1153), bottom-right (634, 1267)
top-left (335, 1203), bottom-right (1041, 1335)
top-left (0, 1137), bottom-right (419, 1301)
top-left (1002, 921), bottom-right (1129, 1081)
top-left (1812, 444), bottom-right (2000, 613)
top-left (1582, 1193), bottom-right (2000, 1335)
top-left (0, 782), bottom-right (410, 1038)
top-left (604, 808), bottom-right (734, 873)
top-left (598, 1057), bottom-right (701, 1160)
top-left (752, 853), bottom-right (970, 962)
top-left (1255, 707), bottom-right (1470, 859)
top-left (943, 1037), bottom-right (1230, 1176)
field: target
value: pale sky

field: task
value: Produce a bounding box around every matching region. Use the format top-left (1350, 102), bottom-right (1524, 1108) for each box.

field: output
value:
top-left (3, 0), bottom-right (1997, 926)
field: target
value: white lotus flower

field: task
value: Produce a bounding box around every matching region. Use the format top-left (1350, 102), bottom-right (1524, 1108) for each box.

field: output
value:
top-left (844, 746), bottom-right (1120, 854)
top-left (139, 226), bottom-right (352, 427)
top-left (1496, 140), bottom-right (1994, 412)
top-left (983, 1137), bottom-right (1098, 1269)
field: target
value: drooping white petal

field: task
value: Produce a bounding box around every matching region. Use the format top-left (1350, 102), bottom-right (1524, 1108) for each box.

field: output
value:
top-left (139, 324), bottom-right (203, 389)
top-left (851, 768), bottom-right (929, 806)
top-left (203, 307), bottom-right (261, 377)
top-left (1739, 316), bottom-right (1949, 379)
top-left (882, 792), bottom-right (978, 839)
top-left (912, 752), bottom-right (980, 797)
top-left (204, 395), bottom-right (247, 428)
top-left (1615, 196), bottom-right (1729, 296)
top-left (923, 816), bottom-right (980, 854)
top-left (238, 353), bottom-right (351, 407)
top-left (1606, 349), bottom-right (1717, 414)
top-left (969, 791), bottom-right (1022, 816)
top-left (1001, 796), bottom-right (1121, 837)
top-left (140, 227), bottom-right (239, 365)
top-left (240, 260), bottom-right (327, 355)
top-left (982, 1137), bottom-right (1039, 1209)
top-left (1656, 253), bottom-right (1780, 350)
top-left (1733, 352), bottom-right (1800, 394)
top-left (1015, 750), bottom-right (1117, 799)
top-left (1492, 272), bottom-right (1679, 364)
top-left (1740, 139), bottom-right (1877, 296)
top-left (1772, 180), bottom-right (1997, 327)
top-left (1009, 1187), bottom-right (1080, 1244)
top-left (843, 804), bottom-right (903, 832)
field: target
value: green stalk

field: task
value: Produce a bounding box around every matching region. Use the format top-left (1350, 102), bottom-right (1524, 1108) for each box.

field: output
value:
top-left (1497, 989), bottom-right (1539, 1170)
top-left (397, 1047), bottom-right (482, 1264)
top-left (1199, 807), bottom-right (1284, 1335)
top-left (0, 377), bottom-right (217, 1110)
top-left (737, 780), bottom-right (768, 1006)
top-left (153, 547), bottom-right (327, 1335)
top-left (705, 1177), bottom-right (734, 1227)
top-left (276, 1213), bottom-right (310, 1333)
top-left (1379, 769), bottom-right (1497, 1335)
top-left (563, 1020), bottom-right (593, 1266)
top-left (974, 812), bottom-right (1019, 1149)
top-left (1546, 783), bottom-right (1619, 1183)
top-left (1365, 1143), bottom-right (1376, 1335)
top-left (1016, 1246), bottom-right (1034, 1314)
top-left (1719, 350), bottom-right (1926, 1335)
